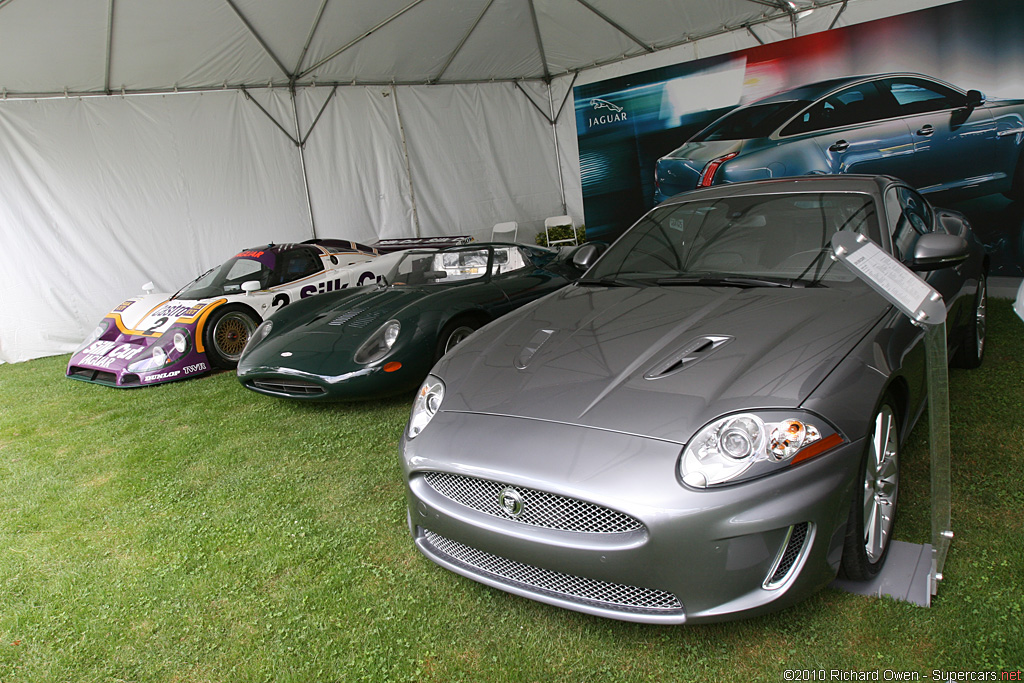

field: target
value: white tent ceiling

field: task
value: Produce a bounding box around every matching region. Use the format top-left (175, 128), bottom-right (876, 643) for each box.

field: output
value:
top-left (0, 0), bottom-right (952, 97)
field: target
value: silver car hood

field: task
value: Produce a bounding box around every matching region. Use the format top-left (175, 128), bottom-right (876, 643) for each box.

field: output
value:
top-left (436, 283), bottom-right (887, 443)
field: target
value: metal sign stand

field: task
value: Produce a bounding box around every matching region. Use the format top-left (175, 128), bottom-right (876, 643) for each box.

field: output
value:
top-left (828, 232), bottom-right (952, 606)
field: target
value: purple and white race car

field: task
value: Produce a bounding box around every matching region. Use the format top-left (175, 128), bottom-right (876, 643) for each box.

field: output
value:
top-left (66, 239), bottom-right (403, 388)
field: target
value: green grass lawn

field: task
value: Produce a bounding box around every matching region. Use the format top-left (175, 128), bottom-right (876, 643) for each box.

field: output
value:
top-left (0, 302), bottom-right (1021, 682)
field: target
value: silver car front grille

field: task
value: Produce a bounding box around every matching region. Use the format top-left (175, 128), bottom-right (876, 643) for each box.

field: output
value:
top-left (422, 528), bottom-right (683, 614)
top-left (421, 471), bottom-right (644, 534)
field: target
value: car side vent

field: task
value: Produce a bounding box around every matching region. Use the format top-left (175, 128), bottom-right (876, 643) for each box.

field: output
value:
top-left (643, 335), bottom-right (732, 380)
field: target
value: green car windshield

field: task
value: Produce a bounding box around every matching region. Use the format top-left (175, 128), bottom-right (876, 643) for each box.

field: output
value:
top-left (387, 246), bottom-right (532, 286)
top-left (586, 192), bottom-right (880, 286)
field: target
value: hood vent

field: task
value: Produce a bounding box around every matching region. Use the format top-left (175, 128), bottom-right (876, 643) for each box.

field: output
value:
top-left (644, 335), bottom-right (732, 380)
top-left (515, 329), bottom-right (555, 369)
top-left (328, 307), bottom-right (365, 326)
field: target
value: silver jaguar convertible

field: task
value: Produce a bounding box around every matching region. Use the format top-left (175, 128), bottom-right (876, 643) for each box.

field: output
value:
top-left (400, 175), bottom-right (986, 624)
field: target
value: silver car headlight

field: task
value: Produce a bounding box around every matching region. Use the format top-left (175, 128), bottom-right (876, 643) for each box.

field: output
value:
top-left (408, 375), bottom-right (444, 439)
top-left (679, 412), bottom-right (844, 488)
top-left (354, 319), bottom-right (401, 364)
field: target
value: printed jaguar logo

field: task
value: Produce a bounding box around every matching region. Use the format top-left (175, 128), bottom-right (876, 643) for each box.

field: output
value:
top-left (498, 487), bottom-right (524, 518)
top-left (587, 98), bottom-right (627, 127)
top-left (590, 98), bottom-right (624, 114)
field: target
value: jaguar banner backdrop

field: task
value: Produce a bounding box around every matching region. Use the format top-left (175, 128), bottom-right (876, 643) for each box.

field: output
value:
top-left (575, 0), bottom-right (1024, 276)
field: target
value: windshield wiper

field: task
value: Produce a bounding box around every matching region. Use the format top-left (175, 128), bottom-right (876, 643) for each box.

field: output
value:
top-left (576, 277), bottom-right (649, 288)
top-left (655, 276), bottom-right (814, 289)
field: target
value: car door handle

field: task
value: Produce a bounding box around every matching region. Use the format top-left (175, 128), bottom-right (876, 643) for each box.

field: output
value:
top-left (916, 124), bottom-right (935, 136)
top-left (829, 140), bottom-right (849, 153)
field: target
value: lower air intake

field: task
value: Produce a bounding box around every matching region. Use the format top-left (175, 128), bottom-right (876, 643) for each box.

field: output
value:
top-left (250, 378), bottom-right (325, 396)
top-left (421, 528), bottom-right (682, 615)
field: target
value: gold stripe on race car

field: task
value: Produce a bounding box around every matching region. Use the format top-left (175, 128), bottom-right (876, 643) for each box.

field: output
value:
top-left (107, 298), bottom-right (228, 340)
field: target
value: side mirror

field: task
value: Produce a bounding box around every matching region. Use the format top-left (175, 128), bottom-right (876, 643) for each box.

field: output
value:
top-left (142, 281), bottom-right (155, 294)
top-left (241, 280), bottom-right (262, 294)
top-left (571, 243), bottom-right (603, 271)
top-left (964, 89), bottom-right (984, 109)
top-left (906, 233), bottom-right (970, 271)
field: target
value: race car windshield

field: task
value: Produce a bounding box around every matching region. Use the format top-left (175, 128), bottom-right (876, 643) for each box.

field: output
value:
top-left (387, 248), bottom-right (491, 286)
top-left (177, 257), bottom-right (271, 299)
top-left (586, 192), bottom-right (880, 286)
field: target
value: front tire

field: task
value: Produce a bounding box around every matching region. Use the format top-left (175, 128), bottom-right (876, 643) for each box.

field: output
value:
top-left (204, 304), bottom-right (259, 369)
top-left (435, 319), bottom-right (481, 361)
top-left (951, 274), bottom-right (986, 369)
top-left (840, 399), bottom-right (900, 581)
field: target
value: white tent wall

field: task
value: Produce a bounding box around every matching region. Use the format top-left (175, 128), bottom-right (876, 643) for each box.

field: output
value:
top-left (0, 91), bottom-right (308, 364)
top-left (395, 80), bottom-right (575, 242)
top-left (296, 86), bottom-right (414, 243)
top-left (0, 0), bottom-right (960, 365)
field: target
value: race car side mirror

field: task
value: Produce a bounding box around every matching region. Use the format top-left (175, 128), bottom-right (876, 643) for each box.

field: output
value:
top-left (241, 280), bottom-right (262, 294)
top-left (906, 233), bottom-right (970, 271)
top-left (142, 281), bottom-right (155, 294)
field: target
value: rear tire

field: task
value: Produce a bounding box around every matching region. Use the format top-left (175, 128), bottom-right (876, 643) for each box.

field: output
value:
top-left (840, 398), bottom-right (900, 581)
top-left (204, 304), bottom-right (259, 369)
top-left (951, 274), bottom-right (986, 369)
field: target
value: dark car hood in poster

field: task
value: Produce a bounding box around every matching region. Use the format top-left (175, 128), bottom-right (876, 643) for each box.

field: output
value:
top-left (438, 283), bottom-right (888, 443)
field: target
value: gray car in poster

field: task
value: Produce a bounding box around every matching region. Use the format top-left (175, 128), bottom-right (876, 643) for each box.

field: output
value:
top-left (400, 175), bottom-right (987, 624)
top-left (654, 73), bottom-right (1024, 203)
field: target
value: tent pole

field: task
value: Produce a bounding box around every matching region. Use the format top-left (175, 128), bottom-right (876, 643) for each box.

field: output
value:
top-left (547, 82), bottom-right (567, 215)
top-left (391, 85), bottom-right (422, 238)
top-left (291, 89), bottom-right (318, 239)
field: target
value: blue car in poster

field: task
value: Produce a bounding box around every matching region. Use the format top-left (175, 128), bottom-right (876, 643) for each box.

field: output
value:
top-left (654, 73), bottom-right (1024, 203)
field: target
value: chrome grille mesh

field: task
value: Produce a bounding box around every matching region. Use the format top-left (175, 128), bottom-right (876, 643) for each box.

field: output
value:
top-left (422, 471), bottom-right (644, 534)
top-left (766, 522), bottom-right (810, 588)
top-left (422, 529), bottom-right (682, 613)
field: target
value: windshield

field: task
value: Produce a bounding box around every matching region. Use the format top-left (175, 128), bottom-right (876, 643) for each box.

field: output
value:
top-left (177, 257), bottom-right (271, 299)
top-left (691, 100), bottom-right (809, 142)
top-left (386, 247), bottom-right (493, 286)
top-left (586, 192), bottom-right (879, 286)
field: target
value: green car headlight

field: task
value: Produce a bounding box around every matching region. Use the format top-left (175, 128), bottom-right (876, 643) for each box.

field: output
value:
top-left (408, 375), bottom-right (444, 439)
top-left (354, 319), bottom-right (401, 364)
top-left (679, 412), bottom-right (843, 488)
top-left (75, 320), bottom-right (111, 353)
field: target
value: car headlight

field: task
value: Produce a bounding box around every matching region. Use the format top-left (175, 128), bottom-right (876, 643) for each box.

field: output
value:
top-left (408, 375), bottom-right (444, 439)
top-left (679, 412), bottom-right (844, 488)
top-left (75, 320), bottom-right (111, 353)
top-left (246, 320), bottom-right (273, 350)
top-left (354, 319), bottom-right (401, 364)
top-left (127, 328), bottom-right (192, 373)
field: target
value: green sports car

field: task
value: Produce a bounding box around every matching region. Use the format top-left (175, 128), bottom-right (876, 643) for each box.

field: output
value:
top-left (236, 242), bottom-right (591, 400)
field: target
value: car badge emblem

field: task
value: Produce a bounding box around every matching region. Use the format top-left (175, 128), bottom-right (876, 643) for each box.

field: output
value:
top-left (498, 487), bottom-right (524, 518)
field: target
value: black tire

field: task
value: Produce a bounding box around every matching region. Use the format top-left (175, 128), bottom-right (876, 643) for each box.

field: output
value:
top-left (435, 318), bottom-right (481, 361)
top-left (203, 304), bottom-right (260, 369)
top-left (951, 273), bottom-right (986, 369)
top-left (839, 398), bottom-right (900, 581)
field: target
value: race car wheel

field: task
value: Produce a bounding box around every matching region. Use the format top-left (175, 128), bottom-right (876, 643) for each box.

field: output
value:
top-left (204, 304), bottom-right (260, 369)
top-left (951, 274), bottom-right (986, 369)
top-left (435, 318), bottom-right (481, 360)
top-left (840, 398), bottom-right (900, 581)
